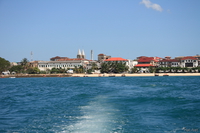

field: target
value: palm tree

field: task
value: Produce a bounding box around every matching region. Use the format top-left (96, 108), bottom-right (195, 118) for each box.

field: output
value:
top-left (21, 58), bottom-right (29, 69)
top-left (91, 63), bottom-right (98, 70)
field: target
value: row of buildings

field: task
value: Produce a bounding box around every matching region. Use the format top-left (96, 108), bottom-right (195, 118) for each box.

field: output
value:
top-left (28, 49), bottom-right (200, 73)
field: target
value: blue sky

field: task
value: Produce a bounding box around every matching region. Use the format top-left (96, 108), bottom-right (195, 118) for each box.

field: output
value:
top-left (0, 0), bottom-right (200, 62)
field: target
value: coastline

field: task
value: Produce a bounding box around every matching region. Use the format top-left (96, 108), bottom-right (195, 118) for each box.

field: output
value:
top-left (1, 73), bottom-right (200, 78)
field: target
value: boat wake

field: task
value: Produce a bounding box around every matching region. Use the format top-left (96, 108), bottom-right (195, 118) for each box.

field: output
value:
top-left (57, 95), bottom-right (123, 133)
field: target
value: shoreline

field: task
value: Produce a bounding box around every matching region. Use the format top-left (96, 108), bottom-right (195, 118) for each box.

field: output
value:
top-left (1, 73), bottom-right (200, 78)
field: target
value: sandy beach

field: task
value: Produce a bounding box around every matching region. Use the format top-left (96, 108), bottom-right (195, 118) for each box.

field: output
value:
top-left (72, 73), bottom-right (200, 77)
top-left (1, 73), bottom-right (200, 78)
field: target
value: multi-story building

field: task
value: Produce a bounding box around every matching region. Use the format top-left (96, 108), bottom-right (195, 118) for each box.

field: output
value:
top-left (38, 50), bottom-right (89, 71)
top-left (158, 57), bottom-right (180, 67)
top-left (134, 56), bottom-right (161, 73)
top-left (180, 56), bottom-right (198, 68)
top-left (38, 59), bottom-right (89, 71)
top-left (98, 54), bottom-right (111, 62)
top-left (28, 61), bottom-right (39, 68)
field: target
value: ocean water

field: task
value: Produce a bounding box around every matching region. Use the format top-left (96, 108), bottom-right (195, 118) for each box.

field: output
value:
top-left (0, 76), bottom-right (200, 133)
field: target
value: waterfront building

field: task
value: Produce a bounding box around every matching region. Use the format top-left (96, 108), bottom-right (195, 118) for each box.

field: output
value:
top-left (50, 56), bottom-right (69, 61)
top-left (28, 61), bottom-right (39, 68)
top-left (38, 50), bottom-right (89, 71)
top-left (98, 54), bottom-right (111, 62)
top-left (134, 56), bottom-right (161, 73)
top-left (158, 57), bottom-right (180, 67)
top-left (38, 59), bottom-right (89, 71)
top-left (85, 60), bottom-right (101, 70)
top-left (180, 56), bottom-right (198, 68)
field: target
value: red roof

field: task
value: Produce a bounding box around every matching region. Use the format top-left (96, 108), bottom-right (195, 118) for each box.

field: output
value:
top-left (50, 56), bottom-right (69, 60)
top-left (104, 57), bottom-right (128, 61)
top-left (138, 57), bottom-right (154, 62)
top-left (181, 56), bottom-right (197, 60)
top-left (159, 59), bottom-right (179, 62)
top-left (135, 64), bottom-right (154, 67)
top-left (58, 58), bottom-right (88, 61)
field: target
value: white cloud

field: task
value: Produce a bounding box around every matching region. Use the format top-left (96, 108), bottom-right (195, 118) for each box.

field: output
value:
top-left (140, 0), bottom-right (163, 12)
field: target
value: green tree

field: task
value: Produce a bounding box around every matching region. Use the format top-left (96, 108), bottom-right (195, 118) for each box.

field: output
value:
top-left (91, 63), bottom-right (98, 70)
top-left (0, 57), bottom-right (10, 73)
top-left (174, 67), bottom-right (182, 73)
top-left (21, 58), bottom-right (29, 70)
top-left (131, 67), bottom-right (138, 73)
top-left (87, 69), bottom-right (93, 74)
top-left (51, 68), bottom-right (59, 74)
top-left (197, 67), bottom-right (200, 73)
top-left (100, 62), bottom-right (109, 73)
top-left (9, 65), bottom-right (23, 74)
top-left (149, 66), bottom-right (156, 73)
top-left (27, 67), bottom-right (40, 74)
top-left (155, 67), bottom-right (161, 73)
top-left (100, 62), bottom-right (128, 73)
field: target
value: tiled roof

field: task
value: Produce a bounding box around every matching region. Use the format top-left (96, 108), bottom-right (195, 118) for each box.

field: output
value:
top-left (138, 56), bottom-right (162, 62)
top-left (159, 59), bottom-right (179, 62)
top-left (58, 58), bottom-right (88, 61)
top-left (181, 56), bottom-right (197, 60)
top-left (50, 56), bottom-right (69, 60)
top-left (135, 64), bottom-right (154, 67)
top-left (104, 57), bottom-right (128, 61)
top-left (138, 57), bottom-right (154, 62)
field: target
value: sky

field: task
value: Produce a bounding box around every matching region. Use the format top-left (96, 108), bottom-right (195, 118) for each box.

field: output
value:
top-left (0, 0), bottom-right (200, 62)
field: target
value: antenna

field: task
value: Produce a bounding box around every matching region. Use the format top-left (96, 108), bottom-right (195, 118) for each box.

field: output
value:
top-left (30, 51), bottom-right (33, 61)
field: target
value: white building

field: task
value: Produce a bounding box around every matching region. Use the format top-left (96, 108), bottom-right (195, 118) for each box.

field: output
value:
top-left (180, 56), bottom-right (198, 68)
top-left (127, 59), bottom-right (138, 70)
top-left (38, 59), bottom-right (89, 71)
top-left (38, 49), bottom-right (89, 71)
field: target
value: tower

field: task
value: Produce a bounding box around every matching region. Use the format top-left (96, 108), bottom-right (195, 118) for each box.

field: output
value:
top-left (91, 50), bottom-right (93, 60)
top-left (30, 51), bottom-right (33, 61)
top-left (77, 49), bottom-right (82, 59)
top-left (77, 49), bottom-right (86, 59)
top-left (82, 50), bottom-right (85, 59)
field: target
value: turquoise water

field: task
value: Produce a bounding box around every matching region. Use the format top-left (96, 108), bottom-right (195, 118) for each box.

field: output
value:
top-left (0, 77), bottom-right (200, 132)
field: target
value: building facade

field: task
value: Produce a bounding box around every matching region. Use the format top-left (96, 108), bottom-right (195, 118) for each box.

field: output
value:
top-left (134, 56), bottom-right (160, 73)
top-left (180, 56), bottom-right (198, 68)
top-left (158, 58), bottom-right (180, 67)
top-left (38, 49), bottom-right (89, 71)
top-left (98, 54), bottom-right (111, 62)
top-left (38, 59), bottom-right (89, 71)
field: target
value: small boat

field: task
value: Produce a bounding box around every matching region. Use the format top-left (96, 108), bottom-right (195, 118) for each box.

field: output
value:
top-left (9, 77), bottom-right (16, 78)
top-left (109, 74), bottom-right (115, 77)
top-left (163, 74), bottom-right (169, 76)
top-left (121, 74), bottom-right (126, 77)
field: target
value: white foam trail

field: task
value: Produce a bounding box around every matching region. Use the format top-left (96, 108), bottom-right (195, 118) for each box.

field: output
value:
top-left (59, 95), bottom-right (121, 133)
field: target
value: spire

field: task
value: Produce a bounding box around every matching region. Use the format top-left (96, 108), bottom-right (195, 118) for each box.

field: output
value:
top-left (78, 49), bottom-right (81, 55)
top-left (82, 50), bottom-right (85, 56)
top-left (77, 49), bottom-right (82, 59)
top-left (82, 50), bottom-right (85, 59)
